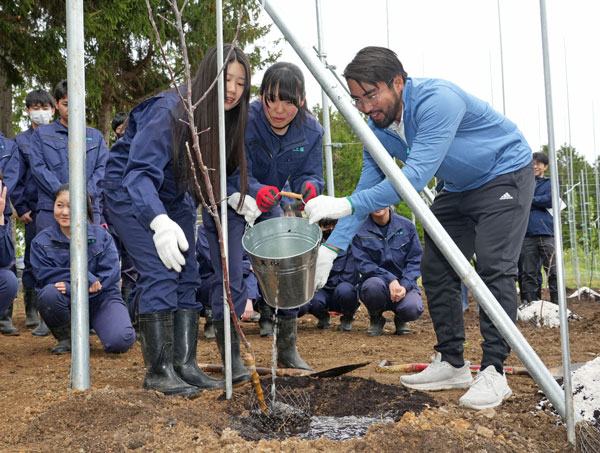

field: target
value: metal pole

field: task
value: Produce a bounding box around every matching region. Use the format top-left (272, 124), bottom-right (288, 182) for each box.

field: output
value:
top-left (594, 104), bottom-right (600, 280)
top-left (315, 0), bottom-right (334, 196)
top-left (539, 0), bottom-right (575, 443)
top-left (216, 0), bottom-right (232, 398)
top-left (262, 0), bottom-right (566, 420)
top-left (66, 0), bottom-right (89, 390)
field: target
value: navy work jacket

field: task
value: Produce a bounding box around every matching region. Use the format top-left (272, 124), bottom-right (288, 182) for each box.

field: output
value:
top-left (0, 132), bottom-right (21, 218)
top-left (27, 119), bottom-right (108, 217)
top-left (0, 223), bottom-right (15, 269)
top-left (526, 176), bottom-right (553, 236)
top-left (322, 246), bottom-right (360, 292)
top-left (351, 212), bottom-right (422, 292)
top-left (12, 127), bottom-right (38, 216)
top-left (244, 101), bottom-right (324, 198)
top-left (31, 222), bottom-right (121, 298)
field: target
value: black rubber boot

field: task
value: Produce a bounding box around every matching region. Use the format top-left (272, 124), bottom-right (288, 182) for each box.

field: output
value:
top-left (32, 318), bottom-right (51, 337)
top-left (337, 313), bottom-right (355, 332)
top-left (138, 311), bottom-right (201, 397)
top-left (214, 320), bottom-right (251, 385)
top-left (203, 308), bottom-right (215, 340)
top-left (0, 304), bottom-right (20, 336)
top-left (258, 301), bottom-right (274, 337)
top-left (550, 292), bottom-right (559, 305)
top-left (393, 314), bottom-right (411, 335)
top-left (48, 322), bottom-right (71, 354)
top-left (313, 310), bottom-right (331, 329)
top-left (173, 309), bottom-right (224, 391)
top-left (366, 310), bottom-right (386, 336)
top-left (24, 288), bottom-right (40, 328)
top-left (519, 292), bottom-right (536, 310)
top-left (276, 317), bottom-right (312, 371)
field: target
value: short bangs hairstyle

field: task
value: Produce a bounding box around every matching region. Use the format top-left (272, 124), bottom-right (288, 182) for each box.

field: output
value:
top-left (260, 62), bottom-right (309, 119)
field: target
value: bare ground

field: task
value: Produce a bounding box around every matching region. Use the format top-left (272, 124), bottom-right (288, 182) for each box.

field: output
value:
top-left (1, 288), bottom-right (598, 452)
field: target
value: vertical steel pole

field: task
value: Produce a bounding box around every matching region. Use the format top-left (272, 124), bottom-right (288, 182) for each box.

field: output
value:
top-left (66, 0), bottom-right (89, 390)
top-left (262, 0), bottom-right (566, 420)
top-left (539, 0), bottom-right (575, 443)
top-left (594, 105), bottom-right (600, 280)
top-left (580, 170), bottom-right (590, 282)
top-left (215, 0), bottom-right (232, 398)
top-left (315, 0), bottom-right (334, 196)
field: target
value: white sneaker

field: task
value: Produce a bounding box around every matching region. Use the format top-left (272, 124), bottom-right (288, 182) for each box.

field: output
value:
top-left (400, 353), bottom-right (473, 391)
top-left (459, 365), bottom-right (513, 410)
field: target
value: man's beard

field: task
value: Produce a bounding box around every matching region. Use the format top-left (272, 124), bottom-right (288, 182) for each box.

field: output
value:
top-left (371, 91), bottom-right (402, 129)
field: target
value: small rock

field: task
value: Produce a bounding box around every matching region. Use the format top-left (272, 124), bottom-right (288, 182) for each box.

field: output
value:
top-left (476, 425), bottom-right (494, 438)
top-left (479, 408), bottom-right (496, 419)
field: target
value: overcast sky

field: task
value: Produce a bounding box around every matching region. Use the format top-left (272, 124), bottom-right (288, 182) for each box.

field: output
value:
top-left (253, 0), bottom-right (600, 164)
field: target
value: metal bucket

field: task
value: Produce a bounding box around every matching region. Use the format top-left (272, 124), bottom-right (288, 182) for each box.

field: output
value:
top-left (242, 217), bottom-right (322, 309)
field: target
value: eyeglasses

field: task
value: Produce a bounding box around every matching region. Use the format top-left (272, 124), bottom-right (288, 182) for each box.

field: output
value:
top-left (350, 79), bottom-right (393, 108)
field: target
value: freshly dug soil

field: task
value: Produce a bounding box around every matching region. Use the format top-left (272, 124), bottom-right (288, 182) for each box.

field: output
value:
top-left (1, 288), bottom-right (598, 452)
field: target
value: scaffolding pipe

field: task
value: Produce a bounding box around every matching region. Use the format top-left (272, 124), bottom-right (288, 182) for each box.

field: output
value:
top-left (215, 0), bottom-right (232, 398)
top-left (66, 0), bottom-right (90, 391)
top-left (261, 0), bottom-right (566, 420)
top-left (315, 0), bottom-right (334, 196)
top-left (539, 0), bottom-right (575, 443)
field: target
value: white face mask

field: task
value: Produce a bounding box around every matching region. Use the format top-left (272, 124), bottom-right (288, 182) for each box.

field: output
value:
top-left (29, 109), bottom-right (54, 125)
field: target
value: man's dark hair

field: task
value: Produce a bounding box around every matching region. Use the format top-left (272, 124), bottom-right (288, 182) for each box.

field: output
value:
top-left (533, 152), bottom-right (549, 166)
top-left (26, 89), bottom-right (54, 108)
top-left (54, 79), bottom-right (68, 101)
top-left (111, 112), bottom-right (128, 133)
top-left (343, 46), bottom-right (408, 86)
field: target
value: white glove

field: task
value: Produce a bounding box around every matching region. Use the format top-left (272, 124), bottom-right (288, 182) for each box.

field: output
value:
top-left (313, 244), bottom-right (339, 291)
top-left (305, 195), bottom-right (353, 224)
top-left (228, 192), bottom-right (261, 226)
top-left (149, 214), bottom-right (189, 272)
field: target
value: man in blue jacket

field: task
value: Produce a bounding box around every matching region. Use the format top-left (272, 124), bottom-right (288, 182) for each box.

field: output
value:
top-left (351, 207), bottom-right (423, 336)
top-left (305, 46), bottom-right (534, 410)
top-left (26, 80), bottom-right (108, 233)
top-left (519, 152), bottom-right (557, 305)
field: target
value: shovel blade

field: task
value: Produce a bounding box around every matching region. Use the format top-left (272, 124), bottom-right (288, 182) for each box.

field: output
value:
top-left (310, 362), bottom-right (370, 378)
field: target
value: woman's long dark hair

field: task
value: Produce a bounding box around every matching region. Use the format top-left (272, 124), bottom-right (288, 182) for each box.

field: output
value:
top-left (260, 61), bottom-right (309, 123)
top-left (172, 44), bottom-right (251, 205)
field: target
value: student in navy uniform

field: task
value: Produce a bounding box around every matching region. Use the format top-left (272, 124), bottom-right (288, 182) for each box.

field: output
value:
top-left (12, 89), bottom-right (56, 336)
top-left (0, 177), bottom-right (19, 329)
top-left (195, 223), bottom-right (259, 339)
top-left (306, 47), bottom-right (534, 410)
top-left (30, 184), bottom-right (135, 354)
top-left (519, 152), bottom-right (557, 305)
top-left (240, 62), bottom-right (324, 371)
top-left (298, 218), bottom-right (360, 331)
top-left (27, 80), bottom-right (108, 233)
top-left (102, 44), bottom-right (252, 395)
top-left (351, 207), bottom-right (423, 336)
top-left (0, 132), bottom-right (22, 335)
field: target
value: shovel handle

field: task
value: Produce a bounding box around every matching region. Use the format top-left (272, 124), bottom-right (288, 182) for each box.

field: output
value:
top-left (280, 190), bottom-right (303, 200)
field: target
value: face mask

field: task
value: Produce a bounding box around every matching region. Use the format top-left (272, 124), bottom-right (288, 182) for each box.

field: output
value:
top-left (29, 109), bottom-right (54, 125)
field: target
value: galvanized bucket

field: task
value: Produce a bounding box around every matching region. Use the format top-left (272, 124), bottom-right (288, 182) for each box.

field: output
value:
top-left (242, 217), bottom-right (322, 309)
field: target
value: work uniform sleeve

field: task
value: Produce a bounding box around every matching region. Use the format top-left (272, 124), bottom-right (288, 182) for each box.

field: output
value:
top-left (0, 139), bottom-right (21, 204)
top-left (28, 129), bottom-right (63, 202)
top-left (288, 124), bottom-right (325, 195)
top-left (88, 227), bottom-right (121, 290)
top-left (121, 105), bottom-right (172, 228)
top-left (0, 224), bottom-right (14, 268)
top-left (398, 224), bottom-right (422, 292)
top-left (11, 140), bottom-right (30, 216)
top-left (30, 237), bottom-right (71, 291)
top-left (532, 179), bottom-right (552, 208)
top-left (87, 131), bottom-right (108, 218)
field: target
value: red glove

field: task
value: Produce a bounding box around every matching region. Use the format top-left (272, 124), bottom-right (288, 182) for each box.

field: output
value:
top-left (256, 185), bottom-right (281, 212)
top-left (299, 181), bottom-right (318, 210)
